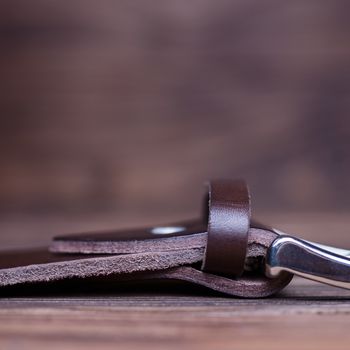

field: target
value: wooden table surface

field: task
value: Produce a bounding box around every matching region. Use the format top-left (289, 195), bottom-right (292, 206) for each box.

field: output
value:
top-left (0, 213), bottom-right (350, 350)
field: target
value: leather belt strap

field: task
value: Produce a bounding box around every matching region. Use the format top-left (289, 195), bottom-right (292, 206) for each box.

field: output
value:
top-left (202, 179), bottom-right (250, 277)
top-left (0, 178), bottom-right (296, 298)
top-left (2, 178), bottom-right (349, 297)
top-left (0, 226), bottom-right (293, 298)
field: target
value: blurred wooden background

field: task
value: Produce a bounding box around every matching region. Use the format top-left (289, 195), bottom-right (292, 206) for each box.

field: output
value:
top-left (0, 0), bottom-right (349, 221)
top-left (1, 4), bottom-right (350, 348)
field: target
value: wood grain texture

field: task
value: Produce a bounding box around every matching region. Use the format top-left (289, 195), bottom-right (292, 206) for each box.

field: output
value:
top-left (1, 279), bottom-right (350, 350)
top-left (0, 0), bottom-right (349, 217)
top-left (0, 214), bottom-right (350, 349)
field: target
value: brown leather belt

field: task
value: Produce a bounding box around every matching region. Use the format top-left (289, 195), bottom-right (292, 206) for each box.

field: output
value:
top-left (1, 179), bottom-right (349, 298)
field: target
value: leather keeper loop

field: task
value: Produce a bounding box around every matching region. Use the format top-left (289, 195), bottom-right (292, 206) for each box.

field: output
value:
top-left (202, 179), bottom-right (251, 277)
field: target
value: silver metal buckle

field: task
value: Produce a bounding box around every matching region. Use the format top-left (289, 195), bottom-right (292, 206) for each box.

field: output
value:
top-left (265, 230), bottom-right (350, 289)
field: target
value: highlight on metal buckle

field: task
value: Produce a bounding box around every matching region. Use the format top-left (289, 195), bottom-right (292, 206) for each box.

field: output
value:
top-left (265, 230), bottom-right (350, 290)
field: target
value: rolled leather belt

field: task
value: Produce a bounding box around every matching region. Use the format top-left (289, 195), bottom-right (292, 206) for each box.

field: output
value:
top-left (0, 179), bottom-right (296, 298)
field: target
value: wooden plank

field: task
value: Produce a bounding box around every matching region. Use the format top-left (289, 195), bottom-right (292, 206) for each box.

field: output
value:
top-left (0, 279), bottom-right (349, 350)
top-left (1, 0), bottom-right (349, 215)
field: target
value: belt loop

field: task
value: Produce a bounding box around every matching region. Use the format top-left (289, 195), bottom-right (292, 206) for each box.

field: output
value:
top-left (202, 179), bottom-right (251, 277)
